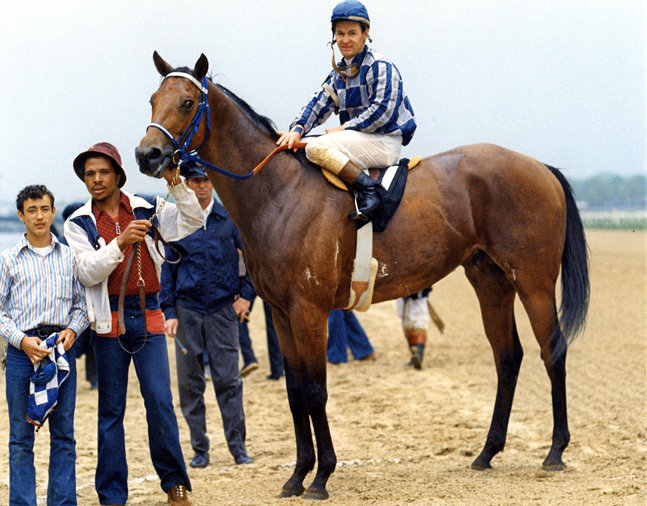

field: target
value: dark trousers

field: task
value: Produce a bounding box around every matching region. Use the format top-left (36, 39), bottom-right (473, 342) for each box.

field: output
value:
top-left (237, 307), bottom-right (257, 367)
top-left (74, 327), bottom-right (97, 386)
top-left (176, 304), bottom-right (247, 459)
top-left (238, 300), bottom-right (283, 377)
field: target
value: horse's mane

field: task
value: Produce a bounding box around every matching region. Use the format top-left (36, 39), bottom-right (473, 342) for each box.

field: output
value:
top-left (169, 67), bottom-right (311, 166)
top-left (215, 80), bottom-right (312, 166)
top-left (214, 83), bottom-right (279, 141)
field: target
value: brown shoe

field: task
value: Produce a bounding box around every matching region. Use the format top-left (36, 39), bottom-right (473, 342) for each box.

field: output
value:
top-left (240, 362), bottom-right (259, 378)
top-left (168, 484), bottom-right (191, 506)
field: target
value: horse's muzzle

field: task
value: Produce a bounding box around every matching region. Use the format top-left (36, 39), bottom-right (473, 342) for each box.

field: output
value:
top-left (135, 145), bottom-right (171, 178)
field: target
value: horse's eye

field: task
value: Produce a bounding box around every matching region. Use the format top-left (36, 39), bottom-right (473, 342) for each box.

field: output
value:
top-left (183, 100), bottom-right (194, 109)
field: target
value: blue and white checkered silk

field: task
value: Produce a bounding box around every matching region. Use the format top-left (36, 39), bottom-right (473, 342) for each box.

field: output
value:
top-left (27, 334), bottom-right (70, 428)
top-left (290, 47), bottom-right (417, 146)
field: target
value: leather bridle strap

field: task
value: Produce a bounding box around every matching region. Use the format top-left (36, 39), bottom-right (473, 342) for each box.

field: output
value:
top-left (165, 72), bottom-right (208, 93)
top-left (116, 223), bottom-right (181, 355)
top-left (152, 224), bottom-right (181, 265)
top-left (117, 243), bottom-right (147, 355)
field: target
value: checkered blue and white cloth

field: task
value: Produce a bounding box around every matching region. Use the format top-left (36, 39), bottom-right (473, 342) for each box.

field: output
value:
top-left (27, 334), bottom-right (70, 428)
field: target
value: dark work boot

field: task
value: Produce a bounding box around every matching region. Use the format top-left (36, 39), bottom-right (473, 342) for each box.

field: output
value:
top-left (348, 171), bottom-right (382, 221)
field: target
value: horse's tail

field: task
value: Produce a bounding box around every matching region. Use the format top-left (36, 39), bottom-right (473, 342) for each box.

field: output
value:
top-left (546, 165), bottom-right (590, 359)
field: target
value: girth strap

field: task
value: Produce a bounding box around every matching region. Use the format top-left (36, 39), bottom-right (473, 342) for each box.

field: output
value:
top-left (344, 222), bottom-right (378, 312)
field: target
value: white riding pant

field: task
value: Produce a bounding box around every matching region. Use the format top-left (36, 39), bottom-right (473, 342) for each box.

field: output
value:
top-left (305, 130), bottom-right (403, 174)
top-left (396, 296), bottom-right (430, 331)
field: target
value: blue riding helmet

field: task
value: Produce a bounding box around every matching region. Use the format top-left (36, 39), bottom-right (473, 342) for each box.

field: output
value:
top-left (331, 0), bottom-right (370, 28)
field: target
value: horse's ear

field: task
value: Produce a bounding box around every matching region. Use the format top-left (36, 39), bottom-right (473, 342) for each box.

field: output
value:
top-left (153, 51), bottom-right (173, 77)
top-left (194, 54), bottom-right (209, 81)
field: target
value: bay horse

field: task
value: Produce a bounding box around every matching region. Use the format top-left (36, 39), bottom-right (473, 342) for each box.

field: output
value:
top-left (136, 53), bottom-right (589, 500)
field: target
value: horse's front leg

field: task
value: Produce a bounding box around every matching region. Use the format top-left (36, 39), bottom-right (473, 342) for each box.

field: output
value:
top-left (285, 305), bottom-right (336, 500)
top-left (272, 309), bottom-right (318, 498)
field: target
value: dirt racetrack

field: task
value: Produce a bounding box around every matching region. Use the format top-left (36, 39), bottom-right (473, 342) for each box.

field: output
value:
top-left (1, 229), bottom-right (645, 505)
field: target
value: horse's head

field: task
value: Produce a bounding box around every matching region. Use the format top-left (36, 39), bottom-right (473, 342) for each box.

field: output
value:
top-left (136, 52), bottom-right (209, 178)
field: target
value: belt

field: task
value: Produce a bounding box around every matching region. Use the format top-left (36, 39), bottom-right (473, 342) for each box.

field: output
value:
top-left (25, 325), bottom-right (65, 338)
top-left (1, 326), bottom-right (64, 370)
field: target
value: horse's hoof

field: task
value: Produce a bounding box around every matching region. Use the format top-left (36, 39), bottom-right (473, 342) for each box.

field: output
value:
top-left (303, 487), bottom-right (329, 500)
top-left (542, 461), bottom-right (565, 472)
top-left (470, 459), bottom-right (492, 471)
top-left (280, 484), bottom-right (305, 498)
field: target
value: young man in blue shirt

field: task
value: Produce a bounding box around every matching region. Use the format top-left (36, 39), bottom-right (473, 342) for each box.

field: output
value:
top-left (0, 184), bottom-right (89, 506)
top-left (277, 0), bottom-right (416, 220)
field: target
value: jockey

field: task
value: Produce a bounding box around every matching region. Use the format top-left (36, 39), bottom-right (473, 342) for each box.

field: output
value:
top-left (277, 0), bottom-right (416, 220)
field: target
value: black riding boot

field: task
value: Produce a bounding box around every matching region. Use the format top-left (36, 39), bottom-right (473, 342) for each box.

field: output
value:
top-left (349, 171), bottom-right (382, 221)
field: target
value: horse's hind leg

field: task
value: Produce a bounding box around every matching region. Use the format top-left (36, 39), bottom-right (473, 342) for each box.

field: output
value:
top-left (272, 310), bottom-right (316, 498)
top-left (518, 290), bottom-right (570, 470)
top-left (464, 257), bottom-right (523, 470)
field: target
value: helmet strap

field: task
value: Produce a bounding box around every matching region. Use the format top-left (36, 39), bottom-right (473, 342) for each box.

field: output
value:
top-left (328, 40), bottom-right (362, 81)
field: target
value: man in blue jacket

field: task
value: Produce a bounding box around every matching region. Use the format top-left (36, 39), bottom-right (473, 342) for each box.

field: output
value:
top-left (161, 162), bottom-right (255, 469)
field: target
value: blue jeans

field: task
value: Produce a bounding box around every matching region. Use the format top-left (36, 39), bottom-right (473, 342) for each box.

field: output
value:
top-left (6, 340), bottom-right (77, 506)
top-left (327, 310), bottom-right (374, 363)
top-left (93, 295), bottom-right (190, 505)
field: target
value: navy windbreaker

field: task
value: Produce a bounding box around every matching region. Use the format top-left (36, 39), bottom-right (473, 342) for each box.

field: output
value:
top-left (160, 202), bottom-right (256, 319)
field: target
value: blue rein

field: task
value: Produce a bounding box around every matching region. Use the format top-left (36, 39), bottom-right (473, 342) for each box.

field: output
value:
top-left (147, 74), bottom-right (255, 181)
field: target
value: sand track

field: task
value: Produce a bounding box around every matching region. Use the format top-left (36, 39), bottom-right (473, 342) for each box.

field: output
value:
top-left (1, 230), bottom-right (645, 505)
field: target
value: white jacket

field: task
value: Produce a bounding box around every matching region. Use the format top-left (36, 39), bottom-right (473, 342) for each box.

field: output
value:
top-left (63, 184), bottom-right (204, 334)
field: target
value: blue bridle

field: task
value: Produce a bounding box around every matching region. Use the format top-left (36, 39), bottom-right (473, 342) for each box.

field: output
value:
top-left (146, 72), bottom-right (255, 180)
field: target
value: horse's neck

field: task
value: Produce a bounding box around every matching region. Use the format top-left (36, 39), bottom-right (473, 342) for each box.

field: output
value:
top-left (202, 89), bottom-right (306, 237)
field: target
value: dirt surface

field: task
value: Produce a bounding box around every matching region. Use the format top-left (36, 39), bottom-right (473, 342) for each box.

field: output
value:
top-left (1, 229), bottom-right (645, 505)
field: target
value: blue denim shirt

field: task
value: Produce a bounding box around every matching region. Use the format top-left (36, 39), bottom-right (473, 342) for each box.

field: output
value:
top-left (160, 201), bottom-right (256, 319)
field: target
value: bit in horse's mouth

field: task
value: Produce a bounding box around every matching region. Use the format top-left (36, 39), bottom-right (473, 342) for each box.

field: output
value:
top-left (136, 146), bottom-right (172, 178)
top-left (151, 156), bottom-right (171, 178)
top-left (138, 159), bottom-right (168, 179)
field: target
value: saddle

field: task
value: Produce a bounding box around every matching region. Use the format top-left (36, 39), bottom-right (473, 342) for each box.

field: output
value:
top-left (322, 157), bottom-right (421, 312)
top-left (322, 156), bottom-right (420, 191)
top-left (322, 157), bottom-right (421, 232)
